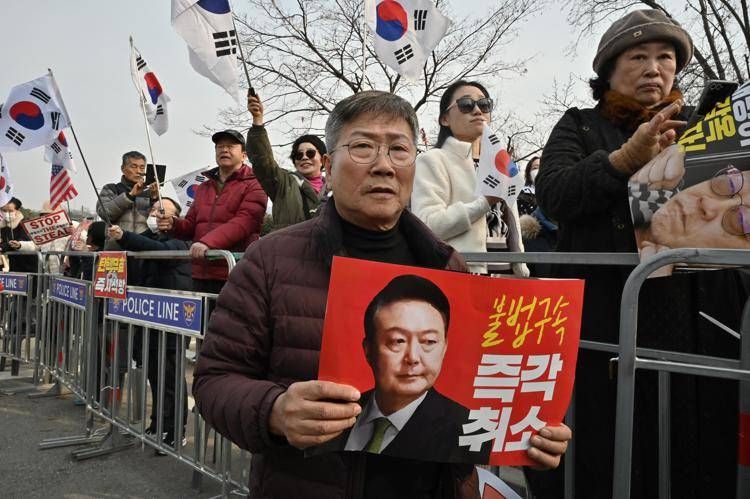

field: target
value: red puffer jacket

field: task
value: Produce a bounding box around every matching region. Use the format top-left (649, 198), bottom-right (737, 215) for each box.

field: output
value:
top-left (193, 200), bottom-right (479, 499)
top-left (172, 165), bottom-right (268, 281)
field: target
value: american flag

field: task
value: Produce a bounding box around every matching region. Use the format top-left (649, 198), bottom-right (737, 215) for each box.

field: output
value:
top-left (50, 164), bottom-right (78, 209)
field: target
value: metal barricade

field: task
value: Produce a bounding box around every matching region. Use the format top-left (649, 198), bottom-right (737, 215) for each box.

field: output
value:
top-left (0, 272), bottom-right (34, 377)
top-left (11, 247), bottom-right (746, 498)
top-left (610, 248), bottom-right (750, 499)
top-left (33, 249), bottom-right (253, 497)
top-left (0, 251), bottom-right (44, 388)
top-left (464, 250), bottom-right (749, 499)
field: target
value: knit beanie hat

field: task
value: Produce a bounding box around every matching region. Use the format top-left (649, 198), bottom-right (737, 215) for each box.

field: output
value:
top-left (593, 9), bottom-right (694, 75)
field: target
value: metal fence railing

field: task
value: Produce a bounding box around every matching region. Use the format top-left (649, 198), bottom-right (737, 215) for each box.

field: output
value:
top-left (2, 248), bottom-right (748, 498)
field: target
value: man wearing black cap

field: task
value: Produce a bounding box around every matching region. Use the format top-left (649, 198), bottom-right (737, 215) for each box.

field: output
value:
top-left (158, 129), bottom-right (268, 293)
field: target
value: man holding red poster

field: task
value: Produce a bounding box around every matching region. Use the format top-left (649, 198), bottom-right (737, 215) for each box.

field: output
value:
top-left (193, 90), bottom-right (572, 499)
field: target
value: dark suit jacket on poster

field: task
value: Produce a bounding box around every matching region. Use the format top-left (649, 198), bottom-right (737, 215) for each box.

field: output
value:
top-left (313, 388), bottom-right (491, 464)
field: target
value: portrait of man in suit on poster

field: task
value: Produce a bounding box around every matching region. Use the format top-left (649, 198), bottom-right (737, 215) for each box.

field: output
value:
top-left (315, 274), bottom-right (490, 464)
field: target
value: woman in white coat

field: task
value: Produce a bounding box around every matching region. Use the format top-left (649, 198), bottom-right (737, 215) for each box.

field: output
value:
top-left (412, 80), bottom-right (528, 275)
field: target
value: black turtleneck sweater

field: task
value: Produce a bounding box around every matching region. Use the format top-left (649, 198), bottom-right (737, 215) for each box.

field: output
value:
top-left (340, 218), bottom-right (417, 266)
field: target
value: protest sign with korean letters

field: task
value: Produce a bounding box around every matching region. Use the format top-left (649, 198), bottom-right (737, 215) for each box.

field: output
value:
top-left (313, 257), bottom-right (583, 466)
top-left (93, 251), bottom-right (127, 300)
top-left (21, 210), bottom-right (70, 245)
top-left (627, 80), bottom-right (750, 268)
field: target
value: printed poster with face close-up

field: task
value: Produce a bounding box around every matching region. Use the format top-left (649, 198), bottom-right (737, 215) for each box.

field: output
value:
top-left (310, 257), bottom-right (583, 466)
top-left (628, 80), bottom-right (750, 263)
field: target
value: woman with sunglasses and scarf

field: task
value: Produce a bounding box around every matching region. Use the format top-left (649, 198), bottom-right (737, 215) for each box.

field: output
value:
top-left (247, 91), bottom-right (328, 232)
top-left (531, 10), bottom-right (744, 499)
top-left (412, 80), bottom-right (528, 276)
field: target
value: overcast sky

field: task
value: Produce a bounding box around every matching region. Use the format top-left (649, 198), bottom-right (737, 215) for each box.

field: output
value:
top-left (0, 0), bottom-right (601, 214)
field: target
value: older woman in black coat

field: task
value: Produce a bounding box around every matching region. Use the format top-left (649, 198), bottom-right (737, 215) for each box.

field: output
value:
top-left (531, 9), bottom-right (745, 499)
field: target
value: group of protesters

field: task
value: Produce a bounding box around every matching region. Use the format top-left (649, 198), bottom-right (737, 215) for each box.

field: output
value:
top-left (1, 8), bottom-right (747, 499)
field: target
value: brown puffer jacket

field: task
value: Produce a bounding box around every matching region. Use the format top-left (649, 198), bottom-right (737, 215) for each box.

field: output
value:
top-left (193, 200), bottom-right (480, 499)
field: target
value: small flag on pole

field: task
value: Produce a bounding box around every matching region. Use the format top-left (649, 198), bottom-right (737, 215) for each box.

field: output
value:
top-left (476, 125), bottom-right (524, 207)
top-left (0, 74), bottom-right (69, 152)
top-left (168, 167), bottom-right (208, 209)
top-left (130, 44), bottom-right (170, 135)
top-left (0, 154), bottom-right (14, 207)
top-left (364, 0), bottom-right (451, 81)
top-left (171, 0), bottom-right (240, 102)
top-left (44, 131), bottom-right (77, 173)
top-left (49, 164), bottom-right (78, 210)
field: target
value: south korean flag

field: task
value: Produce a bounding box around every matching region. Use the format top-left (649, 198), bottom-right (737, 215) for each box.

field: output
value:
top-left (44, 131), bottom-right (77, 173)
top-left (365, 0), bottom-right (451, 81)
top-left (172, 0), bottom-right (240, 102)
top-left (130, 44), bottom-right (171, 136)
top-left (476, 124), bottom-right (524, 207)
top-left (168, 166), bottom-right (209, 209)
top-left (0, 154), bottom-right (15, 207)
top-left (0, 74), bottom-right (69, 152)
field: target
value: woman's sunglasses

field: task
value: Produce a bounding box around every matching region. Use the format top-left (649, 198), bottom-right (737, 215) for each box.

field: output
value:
top-left (447, 96), bottom-right (494, 114)
top-left (294, 149), bottom-right (318, 161)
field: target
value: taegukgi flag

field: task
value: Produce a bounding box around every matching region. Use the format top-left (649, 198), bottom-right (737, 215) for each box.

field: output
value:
top-left (364, 0), bottom-right (451, 81)
top-left (44, 131), bottom-right (77, 173)
top-left (0, 74), bottom-right (69, 152)
top-left (130, 43), bottom-right (170, 135)
top-left (476, 125), bottom-right (524, 207)
top-left (168, 167), bottom-right (208, 210)
top-left (172, 0), bottom-right (240, 102)
top-left (0, 153), bottom-right (15, 207)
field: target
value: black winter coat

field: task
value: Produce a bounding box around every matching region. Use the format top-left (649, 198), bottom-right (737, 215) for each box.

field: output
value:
top-left (531, 105), bottom-right (744, 499)
top-left (117, 230), bottom-right (192, 292)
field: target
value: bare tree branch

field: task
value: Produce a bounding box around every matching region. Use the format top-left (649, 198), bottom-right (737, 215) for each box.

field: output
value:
top-left (209, 0), bottom-right (539, 144)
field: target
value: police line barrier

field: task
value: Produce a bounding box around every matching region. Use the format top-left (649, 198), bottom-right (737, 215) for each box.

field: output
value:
top-left (4, 248), bottom-right (747, 498)
top-left (22, 249), bottom-right (255, 497)
top-left (0, 251), bottom-right (45, 386)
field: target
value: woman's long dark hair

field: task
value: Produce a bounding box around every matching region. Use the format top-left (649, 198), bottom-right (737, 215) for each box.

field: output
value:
top-left (435, 80), bottom-right (491, 148)
top-left (524, 156), bottom-right (540, 186)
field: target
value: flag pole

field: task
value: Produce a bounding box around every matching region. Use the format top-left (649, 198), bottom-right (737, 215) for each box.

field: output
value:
top-left (361, 5), bottom-right (368, 86)
top-left (229, 1), bottom-right (254, 95)
top-left (46, 68), bottom-right (112, 226)
top-left (129, 36), bottom-right (164, 213)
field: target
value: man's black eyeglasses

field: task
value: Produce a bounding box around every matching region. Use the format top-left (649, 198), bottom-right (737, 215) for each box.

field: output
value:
top-left (447, 97), bottom-right (494, 114)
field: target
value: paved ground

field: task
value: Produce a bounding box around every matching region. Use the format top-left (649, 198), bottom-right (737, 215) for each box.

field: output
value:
top-left (0, 366), bottom-right (223, 499)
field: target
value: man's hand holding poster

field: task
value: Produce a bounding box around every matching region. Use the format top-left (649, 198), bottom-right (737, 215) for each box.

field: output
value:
top-left (313, 257), bottom-right (583, 466)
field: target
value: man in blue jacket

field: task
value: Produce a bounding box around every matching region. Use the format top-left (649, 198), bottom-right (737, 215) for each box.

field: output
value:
top-left (108, 196), bottom-right (192, 452)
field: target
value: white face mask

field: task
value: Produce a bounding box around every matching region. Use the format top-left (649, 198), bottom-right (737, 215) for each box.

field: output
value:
top-left (2, 212), bottom-right (12, 223)
top-left (146, 216), bottom-right (159, 233)
top-left (530, 169), bottom-right (539, 182)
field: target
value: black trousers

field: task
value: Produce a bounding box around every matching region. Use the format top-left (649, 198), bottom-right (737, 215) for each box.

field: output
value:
top-left (147, 332), bottom-right (188, 437)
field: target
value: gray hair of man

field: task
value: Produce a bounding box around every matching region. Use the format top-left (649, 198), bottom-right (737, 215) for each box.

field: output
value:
top-left (324, 90), bottom-right (419, 152)
top-left (121, 150), bottom-right (146, 169)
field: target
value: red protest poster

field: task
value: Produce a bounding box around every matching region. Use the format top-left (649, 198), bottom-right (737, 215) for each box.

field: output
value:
top-left (315, 257), bottom-right (583, 466)
top-left (93, 251), bottom-right (127, 299)
top-left (21, 210), bottom-right (71, 245)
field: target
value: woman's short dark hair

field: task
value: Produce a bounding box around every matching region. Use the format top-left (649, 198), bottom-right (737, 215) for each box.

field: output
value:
top-left (525, 156), bottom-right (540, 186)
top-left (435, 80), bottom-right (491, 148)
top-left (289, 134), bottom-right (327, 163)
top-left (589, 60), bottom-right (615, 101)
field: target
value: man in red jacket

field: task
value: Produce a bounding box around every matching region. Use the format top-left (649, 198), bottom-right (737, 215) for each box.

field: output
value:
top-left (157, 129), bottom-right (268, 293)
